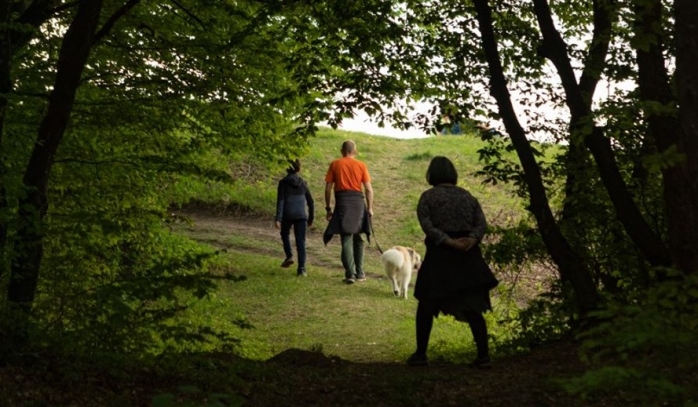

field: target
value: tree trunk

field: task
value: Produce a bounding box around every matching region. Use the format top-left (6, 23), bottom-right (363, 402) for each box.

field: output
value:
top-left (8, 0), bottom-right (104, 313)
top-left (672, 0), bottom-right (698, 274)
top-left (533, 0), bottom-right (671, 268)
top-left (472, 0), bottom-right (601, 313)
top-left (0, 2), bottom-right (12, 283)
top-left (0, 1), bottom-right (67, 289)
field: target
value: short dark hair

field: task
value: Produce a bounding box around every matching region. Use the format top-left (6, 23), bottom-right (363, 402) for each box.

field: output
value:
top-left (426, 156), bottom-right (458, 186)
top-left (286, 159), bottom-right (301, 174)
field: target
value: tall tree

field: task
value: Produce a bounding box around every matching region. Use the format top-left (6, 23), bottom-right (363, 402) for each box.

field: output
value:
top-left (9, 0), bottom-right (105, 312)
top-left (0, 0), bottom-right (317, 343)
top-left (472, 0), bottom-right (601, 312)
top-left (672, 0), bottom-right (698, 274)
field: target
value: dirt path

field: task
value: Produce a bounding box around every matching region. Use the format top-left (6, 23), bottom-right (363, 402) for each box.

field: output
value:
top-left (177, 209), bottom-right (388, 276)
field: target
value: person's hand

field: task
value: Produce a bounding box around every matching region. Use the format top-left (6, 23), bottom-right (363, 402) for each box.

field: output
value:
top-left (274, 221), bottom-right (281, 229)
top-left (451, 237), bottom-right (478, 252)
top-left (308, 221), bottom-right (313, 228)
top-left (326, 212), bottom-right (332, 222)
top-left (462, 237), bottom-right (478, 251)
top-left (367, 208), bottom-right (374, 217)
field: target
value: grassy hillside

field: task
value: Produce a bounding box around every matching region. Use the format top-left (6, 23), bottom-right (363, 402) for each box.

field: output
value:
top-left (0, 129), bottom-right (624, 407)
top-left (173, 128), bottom-right (533, 364)
top-left (224, 128), bottom-right (523, 250)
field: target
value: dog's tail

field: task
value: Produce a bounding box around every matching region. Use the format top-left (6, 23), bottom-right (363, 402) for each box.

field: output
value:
top-left (380, 249), bottom-right (405, 268)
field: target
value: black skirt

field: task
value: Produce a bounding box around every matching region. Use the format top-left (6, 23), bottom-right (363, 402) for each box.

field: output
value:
top-left (413, 233), bottom-right (498, 318)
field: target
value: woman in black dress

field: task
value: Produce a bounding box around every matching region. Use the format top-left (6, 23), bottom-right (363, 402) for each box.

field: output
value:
top-left (407, 156), bottom-right (498, 368)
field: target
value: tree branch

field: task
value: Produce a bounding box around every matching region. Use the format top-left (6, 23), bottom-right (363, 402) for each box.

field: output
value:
top-left (94, 0), bottom-right (142, 44)
top-left (532, 0), bottom-right (586, 115)
top-left (169, 0), bottom-right (205, 29)
top-left (579, 0), bottom-right (617, 107)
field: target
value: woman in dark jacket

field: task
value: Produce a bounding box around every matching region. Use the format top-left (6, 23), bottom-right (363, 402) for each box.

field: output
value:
top-left (407, 156), bottom-right (498, 368)
top-left (275, 159), bottom-right (315, 277)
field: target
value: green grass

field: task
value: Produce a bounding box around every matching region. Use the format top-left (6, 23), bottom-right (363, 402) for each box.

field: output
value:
top-left (174, 128), bottom-right (529, 363)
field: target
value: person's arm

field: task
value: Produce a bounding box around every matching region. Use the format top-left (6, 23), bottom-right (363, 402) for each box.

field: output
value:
top-left (447, 198), bottom-right (486, 251)
top-left (304, 182), bottom-right (315, 227)
top-left (362, 163), bottom-right (373, 216)
top-left (470, 198), bottom-right (487, 242)
top-left (275, 181), bottom-right (284, 228)
top-left (325, 182), bottom-right (333, 221)
top-left (417, 192), bottom-right (448, 245)
top-left (363, 181), bottom-right (373, 216)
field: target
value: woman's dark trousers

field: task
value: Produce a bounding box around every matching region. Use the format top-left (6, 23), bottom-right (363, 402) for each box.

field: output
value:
top-left (280, 219), bottom-right (307, 271)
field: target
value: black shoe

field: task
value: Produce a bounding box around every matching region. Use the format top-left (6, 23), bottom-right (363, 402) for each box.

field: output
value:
top-left (355, 276), bottom-right (366, 282)
top-left (281, 258), bottom-right (294, 268)
top-left (342, 278), bottom-right (355, 284)
top-left (469, 357), bottom-right (491, 369)
top-left (406, 353), bottom-right (428, 366)
top-left (297, 269), bottom-right (307, 277)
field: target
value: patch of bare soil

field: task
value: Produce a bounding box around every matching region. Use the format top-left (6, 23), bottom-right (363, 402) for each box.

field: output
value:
top-left (175, 208), bottom-right (386, 275)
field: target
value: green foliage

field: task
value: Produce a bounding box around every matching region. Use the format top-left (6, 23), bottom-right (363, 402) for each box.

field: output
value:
top-left (0, 0), bottom-right (328, 355)
top-left (34, 220), bottom-right (238, 355)
top-left (562, 274), bottom-right (698, 406)
top-left (502, 286), bottom-right (576, 353)
top-left (484, 220), bottom-right (548, 266)
top-left (479, 214), bottom-right (577, 353)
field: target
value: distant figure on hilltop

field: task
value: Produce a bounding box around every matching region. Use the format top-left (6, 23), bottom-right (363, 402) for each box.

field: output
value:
top-left (475, 122), bottom-right (503, 139)
top-left (322, 140), bottom-right (374, 285)
top-left (440, 115), bottom-right (462, 135)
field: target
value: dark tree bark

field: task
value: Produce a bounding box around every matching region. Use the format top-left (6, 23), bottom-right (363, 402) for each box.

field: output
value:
top-left (472, 0), bottom-right (601, 313)
top-left (532, 0), bottom-right (671, 268)
top-left (632, 0), bottom-right (680, 276)
top-left (8, 0), bottom-right (104, 312)
top-left (0, 1), bottom-right (68, 284)
top-left (672, 0), bottom-right (698, 274)
top-left (560, 0), bottom-right (616, 248)
top-left (0, 2), bottom-right (12, 281)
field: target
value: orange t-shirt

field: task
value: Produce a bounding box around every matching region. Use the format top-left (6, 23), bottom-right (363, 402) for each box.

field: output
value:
top-left (325, 157), bottom-right (371, 192)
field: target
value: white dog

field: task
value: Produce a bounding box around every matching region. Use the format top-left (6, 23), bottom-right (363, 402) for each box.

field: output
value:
top-left (380, 246), bottom-right (421, 299)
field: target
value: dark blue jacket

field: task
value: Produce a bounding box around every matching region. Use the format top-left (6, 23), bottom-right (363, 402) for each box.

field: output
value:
top-left (276, 173), bottom-right (314, 224)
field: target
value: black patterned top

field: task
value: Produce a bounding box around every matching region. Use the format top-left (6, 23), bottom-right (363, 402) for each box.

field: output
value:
top-left (417, 184), bottom-right (487, 246)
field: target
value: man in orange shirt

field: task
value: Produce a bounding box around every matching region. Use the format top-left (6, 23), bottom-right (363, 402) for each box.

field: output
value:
top-left (323, 140), bottom-right (374, 284)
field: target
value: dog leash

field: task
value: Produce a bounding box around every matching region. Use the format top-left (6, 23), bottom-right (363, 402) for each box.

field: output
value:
top-left (368, 216), bottom-right (384, 254)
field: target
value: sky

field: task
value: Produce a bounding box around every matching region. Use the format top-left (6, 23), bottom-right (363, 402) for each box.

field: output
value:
top-left (330, 110), bottom-right (431, 139)
top-left (322, 75), bottom-right (630, 143)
